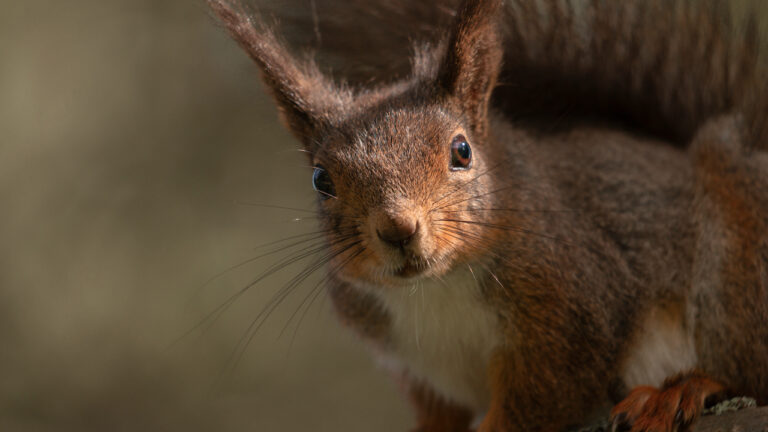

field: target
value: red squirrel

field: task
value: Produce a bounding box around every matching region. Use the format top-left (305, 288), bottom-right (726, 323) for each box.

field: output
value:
top-left (208, 0), bottom-right (768, 430)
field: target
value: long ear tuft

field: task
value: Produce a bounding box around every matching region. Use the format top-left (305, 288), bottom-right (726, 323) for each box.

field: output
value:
top-left (438, 0), bottom-right (503, 138)
top-left (208, 0), bottom-right (347, 146)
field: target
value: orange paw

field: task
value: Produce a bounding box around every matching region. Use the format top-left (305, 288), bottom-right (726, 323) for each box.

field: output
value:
top-left (610, 371), bottom-right (725, 432)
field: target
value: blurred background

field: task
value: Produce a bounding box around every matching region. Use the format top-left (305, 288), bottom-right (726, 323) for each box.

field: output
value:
top-left (0, 1), bottom-right (426, 431)
top-left (1, 1), bottom-right (764, 431)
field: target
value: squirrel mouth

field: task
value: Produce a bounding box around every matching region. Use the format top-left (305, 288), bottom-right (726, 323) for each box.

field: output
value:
top-left (393, 259), bottom-right (428, 278)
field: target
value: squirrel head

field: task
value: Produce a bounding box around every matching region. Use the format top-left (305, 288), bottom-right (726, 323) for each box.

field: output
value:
top-left (210, 0), bottom-right (504, 286)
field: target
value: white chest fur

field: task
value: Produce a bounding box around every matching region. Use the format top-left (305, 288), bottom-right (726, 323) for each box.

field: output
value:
top-left (368, 269), bottom-right (500, 415)
top-left (621, 307), bottom-right (698, 390)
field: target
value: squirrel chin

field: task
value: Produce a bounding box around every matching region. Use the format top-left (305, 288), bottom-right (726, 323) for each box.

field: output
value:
top-left (379, 259), bottom-right (456, 287)
top-left (393, 261), bottom-right (425, 278)
top-left (337, 255), bottom-right (456, 288)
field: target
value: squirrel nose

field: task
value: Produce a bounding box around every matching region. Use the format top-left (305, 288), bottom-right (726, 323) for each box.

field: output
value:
top-left (377, 216), bottom-right (419, 248)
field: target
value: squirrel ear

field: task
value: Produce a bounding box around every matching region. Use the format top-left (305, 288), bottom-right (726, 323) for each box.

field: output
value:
top-left (209, 0), bottom-right (346, 147)
top-left (438, 0), bottom-right (503, 138)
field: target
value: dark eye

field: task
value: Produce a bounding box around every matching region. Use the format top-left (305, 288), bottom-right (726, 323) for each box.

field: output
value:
top-left (450, 135), bottom-right (472, 170)
top-left (312, 165), bottom-right (336, 199)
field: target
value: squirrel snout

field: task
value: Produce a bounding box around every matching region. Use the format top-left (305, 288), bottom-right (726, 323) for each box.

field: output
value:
top-left (376, 215), bottom-right (419, 249)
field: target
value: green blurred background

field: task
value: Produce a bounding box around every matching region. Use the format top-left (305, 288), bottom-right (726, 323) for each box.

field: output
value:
top-left (0, 1), bottom-right (411, 431)
top-left (1, 1), bottom-right (765, 431)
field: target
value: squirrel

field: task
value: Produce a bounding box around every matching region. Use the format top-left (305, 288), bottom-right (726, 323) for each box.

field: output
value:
top-left (208, 0), bottom-right (768, 430)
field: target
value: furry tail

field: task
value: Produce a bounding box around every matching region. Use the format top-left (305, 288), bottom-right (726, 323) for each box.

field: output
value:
top-left (234, 0), bottom-right (768, 149)
top-left (497, 1), bottom-right (767, 149)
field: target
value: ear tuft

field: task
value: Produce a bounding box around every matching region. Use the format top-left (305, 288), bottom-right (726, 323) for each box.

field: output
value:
top-left (208, 0), bottom-right (348, 147)
top-left (438, 0), bottom-right (503, 138)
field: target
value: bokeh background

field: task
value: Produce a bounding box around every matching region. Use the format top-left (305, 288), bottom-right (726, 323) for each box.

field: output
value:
top-left (0, 1), bottom-right (423, 431)
top-left (1, 1), bottom-right (765, 431)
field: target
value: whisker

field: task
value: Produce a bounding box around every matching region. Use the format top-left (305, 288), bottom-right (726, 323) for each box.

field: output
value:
top-left (317, 190), bottom-right (337, 199)
top-left (279, 244), bottom-right (364, 339)
top-left (434, 225), bottom-right (518, 264)
top-left (431, 162), bottom-right (505, 208)
top-left (434, 225), bottom-right (504, 257)
top-left (251, 230), bottom-right (328, 250)
top-left (467, 263), bottom-right (477, 283)
top-left (285, 246), bottom-right (366, 352)
top-left (274, 147), bottom-right (311, 155)
top-left (233, 201), bottom-right (316, 214)
top-left (482, 263), bottom-right (505, 289)
top-left (223, 238), bottom-right (363, 378)
top-left (436, 218), bottom-right (578, 247)
top-left (200, 233), bottom-right (328, 290)
top-left (170, 239), bottom-right (333, 350)
top-left (439, 207), bottom-right (578, 214)
top-left (172, 229), bottom-right (359, 350)
top-left (222, 234), bottom-right (358, 327)
top-left (286, 216), bottom-right (322, 223)
top-left (433, 184), bottom-right (520, 212)
top-left (170, 233), bottom-right (336, 350)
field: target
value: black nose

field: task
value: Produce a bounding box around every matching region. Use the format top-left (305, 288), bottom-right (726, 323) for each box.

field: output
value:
top-left (377, 216), bottom-right (419, 248)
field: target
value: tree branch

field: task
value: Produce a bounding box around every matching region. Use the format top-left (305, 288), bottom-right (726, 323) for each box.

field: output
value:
top-left (575, 399), bottom-right (766, 432)
top-left (693, 406), bottom-right (768, 432)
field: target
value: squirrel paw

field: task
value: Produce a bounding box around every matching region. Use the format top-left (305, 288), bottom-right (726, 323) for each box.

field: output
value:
top-left (609, 371), bottom-right (725, 432)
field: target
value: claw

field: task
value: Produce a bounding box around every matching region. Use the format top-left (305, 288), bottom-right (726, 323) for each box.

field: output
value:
top-left (610, 371), bottom-right (725, 432)
top-left (610, 411), bottom-right (630, 432)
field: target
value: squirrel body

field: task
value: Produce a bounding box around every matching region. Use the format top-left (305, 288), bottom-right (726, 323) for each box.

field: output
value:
top-left (209, 0), bottom-right (768, 430)
top-left (331, 120), bottom-right (703, 427)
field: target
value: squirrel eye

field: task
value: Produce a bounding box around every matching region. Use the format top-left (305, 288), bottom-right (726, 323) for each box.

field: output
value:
top-left (450, 135), bottom-right (472, 170)
top-left (312, 165), bottom-right (336, 199)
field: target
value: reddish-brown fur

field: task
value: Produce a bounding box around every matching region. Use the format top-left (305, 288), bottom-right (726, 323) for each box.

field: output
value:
top-left (208, 0), bottom-right (768, 430)
top-left (611, 371), bottom-right (726, 432)
top-left (406, 378), bottom-right (475, 432)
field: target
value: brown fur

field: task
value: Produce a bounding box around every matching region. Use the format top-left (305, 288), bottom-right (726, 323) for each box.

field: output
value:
top-left (208, 0), bottom-right (768, 430)
top-left (406, 378), bottom-right (475, 432)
